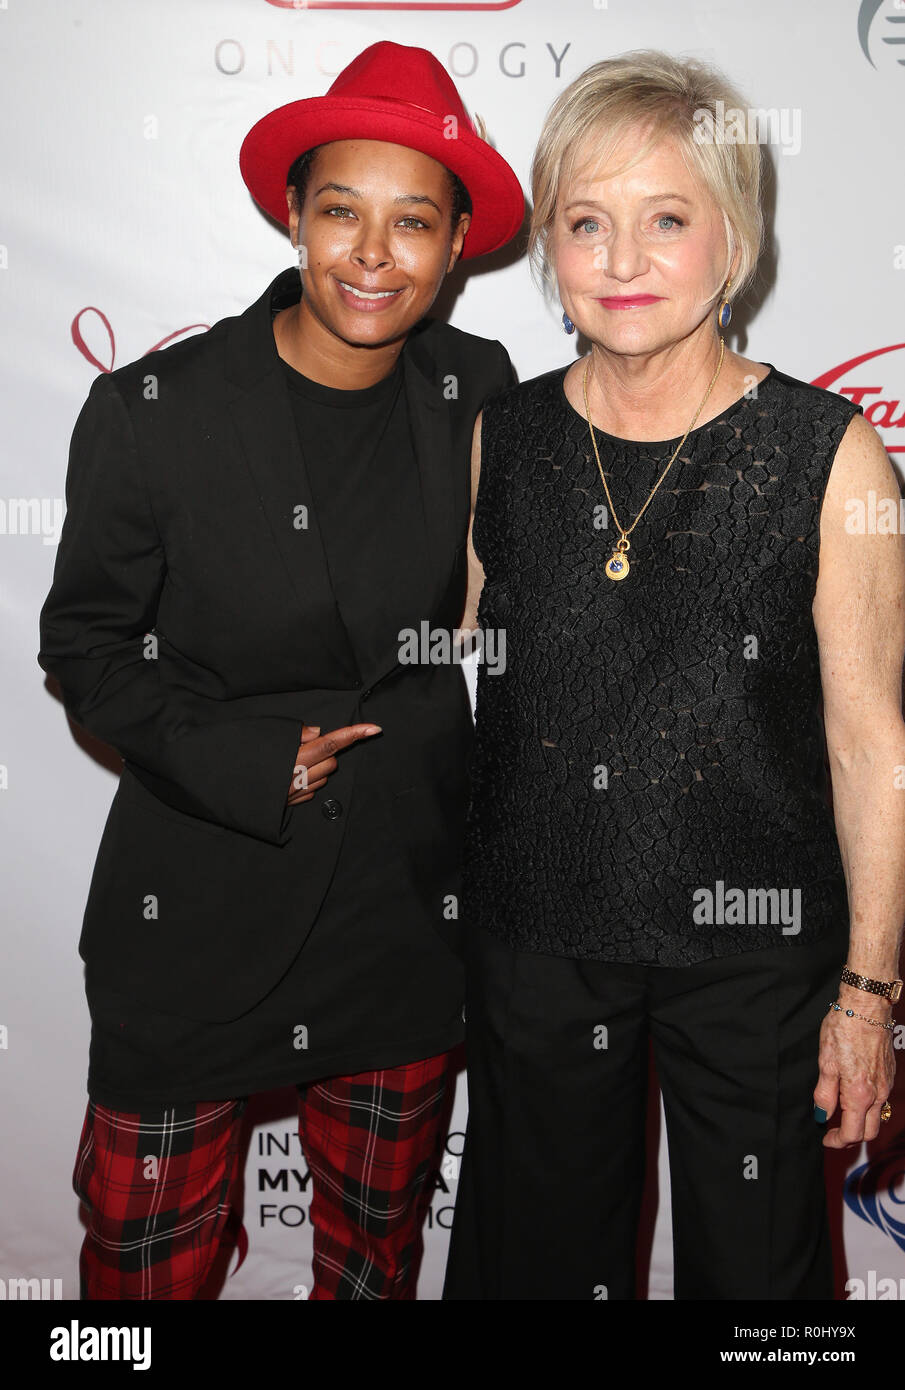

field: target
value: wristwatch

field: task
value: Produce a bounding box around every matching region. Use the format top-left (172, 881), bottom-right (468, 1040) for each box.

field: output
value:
top-left (840, 967), bottom-right (903, 1003)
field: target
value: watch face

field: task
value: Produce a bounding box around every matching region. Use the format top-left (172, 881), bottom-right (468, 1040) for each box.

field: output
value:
top-left (891, 980), bottom-right (903, 1004)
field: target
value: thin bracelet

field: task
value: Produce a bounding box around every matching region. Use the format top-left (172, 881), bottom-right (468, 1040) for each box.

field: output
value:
top-left (828, 1000), bottom-right (895, 1032)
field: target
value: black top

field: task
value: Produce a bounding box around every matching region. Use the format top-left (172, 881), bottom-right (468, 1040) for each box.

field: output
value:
top-left (462, 363), bottom-right (862, 967)
top-left (284, 356), bottom-right (431, 673)
top-left (85, 354), bottom-right (465, 1107)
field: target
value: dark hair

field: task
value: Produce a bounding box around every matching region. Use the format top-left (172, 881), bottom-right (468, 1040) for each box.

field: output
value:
top-left (286, 143), bottom-right (472, 228)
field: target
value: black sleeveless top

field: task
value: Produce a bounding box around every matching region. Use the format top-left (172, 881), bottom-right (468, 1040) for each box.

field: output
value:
top-left (462, 363), bottom-right (862, 967)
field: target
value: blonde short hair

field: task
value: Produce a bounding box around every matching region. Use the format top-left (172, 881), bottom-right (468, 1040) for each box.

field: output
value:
top-left (529, 49), bottom-right (764, 303)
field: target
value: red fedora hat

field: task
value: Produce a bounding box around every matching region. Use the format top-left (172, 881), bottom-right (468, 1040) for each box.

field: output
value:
top-left (239, 41), bottom-right (524, 260)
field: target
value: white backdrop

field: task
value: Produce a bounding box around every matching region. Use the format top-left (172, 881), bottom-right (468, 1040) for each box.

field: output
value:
top-left (2, 0), bottom-right (904, 1302)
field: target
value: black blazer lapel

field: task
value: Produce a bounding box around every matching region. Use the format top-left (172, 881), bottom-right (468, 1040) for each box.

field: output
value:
top-left (223, 271), bottom-right (362, 682)
top-left (352, 336), bottom-right (463, 693)
top-left (402, 328), bottom-right (459, 614)
top-left (221, 271), bottom-right (464, 694)
top-left (343, 330), bottom-right (461, 689)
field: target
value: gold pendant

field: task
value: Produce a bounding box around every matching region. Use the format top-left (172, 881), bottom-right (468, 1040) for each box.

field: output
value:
top-left (605, 545), bottom-right (630, 581)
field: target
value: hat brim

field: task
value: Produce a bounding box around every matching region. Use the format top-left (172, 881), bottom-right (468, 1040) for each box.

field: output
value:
top-left (239, 96), bottom-right (525, 260)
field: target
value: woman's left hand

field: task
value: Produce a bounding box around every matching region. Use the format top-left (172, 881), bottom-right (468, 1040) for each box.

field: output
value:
top-left (814, 996), bottom-right (896, 1147)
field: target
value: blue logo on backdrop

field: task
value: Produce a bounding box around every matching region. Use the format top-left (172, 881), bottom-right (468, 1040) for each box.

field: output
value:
top-left (844, 1137), bottom-right (905, 1252)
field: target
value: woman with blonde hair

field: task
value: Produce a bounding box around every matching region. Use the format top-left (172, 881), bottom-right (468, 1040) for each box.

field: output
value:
top-left (444, 50), bottom-right (904, 1299)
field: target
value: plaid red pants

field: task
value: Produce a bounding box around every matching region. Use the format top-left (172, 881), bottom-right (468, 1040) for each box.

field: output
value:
top-left (73, 1051), bottom-right (451, 1300)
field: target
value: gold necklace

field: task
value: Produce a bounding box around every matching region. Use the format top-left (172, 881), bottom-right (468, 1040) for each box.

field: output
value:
top-left (581, 337), bottom-right (725, 581)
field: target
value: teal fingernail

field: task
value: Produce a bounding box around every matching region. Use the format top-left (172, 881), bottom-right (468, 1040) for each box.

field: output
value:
top-left (814, 1106), bottom-right (828, 1124)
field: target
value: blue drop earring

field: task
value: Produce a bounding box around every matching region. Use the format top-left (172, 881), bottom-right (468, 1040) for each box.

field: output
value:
top-left (717, 277), bottom-right (733, 331)
top-left (562, 310), bottom-right (575, 335)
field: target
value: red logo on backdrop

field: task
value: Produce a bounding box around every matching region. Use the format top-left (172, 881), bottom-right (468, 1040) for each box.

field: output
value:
top-left (812, 344), bottom-right (905, 453)
top-left (72, 312), bottom-right (905, 461)
top-left (70, 307), bottom-right (209, 373)
top-left (264, 0), bottom-right (520, 7)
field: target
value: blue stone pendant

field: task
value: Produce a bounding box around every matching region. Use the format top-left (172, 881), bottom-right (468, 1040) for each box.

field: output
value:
top-left (605, 549), bottom-right (630, 580)
top-left (718, 300), bottom-right (732, 330)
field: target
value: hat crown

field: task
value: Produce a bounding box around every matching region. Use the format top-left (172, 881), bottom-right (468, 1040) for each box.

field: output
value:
top-left (327, 42), bottom-right (473, 133)
top-left (238, 40), bottom-right (524, 257)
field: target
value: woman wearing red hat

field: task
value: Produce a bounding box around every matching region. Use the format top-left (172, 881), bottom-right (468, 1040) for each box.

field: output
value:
top-left (39, 41), bottom-right (523, 1300)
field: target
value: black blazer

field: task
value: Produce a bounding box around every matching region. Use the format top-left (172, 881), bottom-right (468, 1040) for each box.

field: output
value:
top-left (39, 268), bottom-right (514, 1022)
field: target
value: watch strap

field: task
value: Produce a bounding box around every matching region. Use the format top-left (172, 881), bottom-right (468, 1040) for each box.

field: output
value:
top-left (840, 967), bottom-right (903, 1003)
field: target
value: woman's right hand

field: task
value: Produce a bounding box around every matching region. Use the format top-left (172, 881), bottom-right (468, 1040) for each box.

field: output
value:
top-left (287, 722), bottom-right (381, 805)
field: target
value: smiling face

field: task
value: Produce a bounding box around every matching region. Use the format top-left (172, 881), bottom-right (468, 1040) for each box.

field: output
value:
top-left (552, 130), bottom-right (739, 356)
top-left (287, 139), bottom-right (470, 352)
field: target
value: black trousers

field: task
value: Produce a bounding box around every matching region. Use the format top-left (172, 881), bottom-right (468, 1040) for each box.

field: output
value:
top-left (443, 919), bottom-right (849, 1301)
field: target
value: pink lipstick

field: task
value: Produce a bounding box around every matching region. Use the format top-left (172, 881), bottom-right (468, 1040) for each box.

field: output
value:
top-left (595, 295), bottom-right (664, 309)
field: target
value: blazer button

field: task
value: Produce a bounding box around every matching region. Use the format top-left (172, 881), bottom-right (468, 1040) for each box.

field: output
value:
top-left (321, 798), bottom-right (343, 820)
